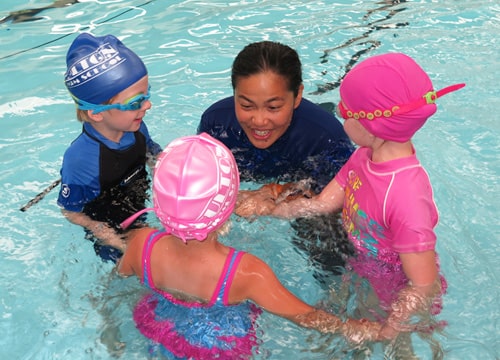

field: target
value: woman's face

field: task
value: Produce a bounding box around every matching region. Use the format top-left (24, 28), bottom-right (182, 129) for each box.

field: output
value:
top-left (233, 71), bottom-right (303, 149)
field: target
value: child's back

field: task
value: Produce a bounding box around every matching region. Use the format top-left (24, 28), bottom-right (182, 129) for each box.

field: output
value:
top-left (118, 133), bottom-right (381, 358)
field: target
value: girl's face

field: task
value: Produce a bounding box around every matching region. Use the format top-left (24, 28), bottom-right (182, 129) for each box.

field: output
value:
top-left (233, 71), bottom-right (303, 149)
top-left (91, 76), bottom-right (151, 142)
top-left (342, 116), bottom-right (375, 148)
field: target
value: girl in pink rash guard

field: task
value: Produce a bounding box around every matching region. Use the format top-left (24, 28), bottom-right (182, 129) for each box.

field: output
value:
top-left (236, 52), bottom-right (465, 340)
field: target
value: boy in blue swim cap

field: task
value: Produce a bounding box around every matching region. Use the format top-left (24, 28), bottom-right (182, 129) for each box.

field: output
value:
top-left (57, 33), bottom-right (161, 262)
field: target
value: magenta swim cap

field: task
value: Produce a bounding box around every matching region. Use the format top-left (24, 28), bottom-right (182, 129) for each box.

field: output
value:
top-left (339, 53), bottom-right (464, 142)
top-left (121, 133), bottom-right (240, 242)
top-left (64, 33), bottom-right (147, 105)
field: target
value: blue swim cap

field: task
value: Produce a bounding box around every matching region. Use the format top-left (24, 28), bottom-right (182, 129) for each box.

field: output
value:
top-left (64, 33), bottom-right (147, 105)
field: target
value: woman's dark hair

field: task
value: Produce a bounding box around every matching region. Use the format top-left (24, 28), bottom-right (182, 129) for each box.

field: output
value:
top-left (231, 41), bottom-right (303, 97)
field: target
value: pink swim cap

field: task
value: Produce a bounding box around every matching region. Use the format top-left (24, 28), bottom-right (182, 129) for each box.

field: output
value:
top-left (121, 133), bottom-right (239, 242)
top-left (339, 53), bottom-right (465, 142)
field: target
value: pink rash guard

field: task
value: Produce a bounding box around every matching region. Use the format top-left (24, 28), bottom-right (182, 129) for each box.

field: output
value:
top-left (334, 147), bottom-right (446, 312)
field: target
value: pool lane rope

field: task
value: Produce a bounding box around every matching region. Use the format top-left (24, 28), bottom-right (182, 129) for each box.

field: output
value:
top-left (0, 0), bottom-right (155, 61)
top-left (20, 178), bottom-right (61, 212)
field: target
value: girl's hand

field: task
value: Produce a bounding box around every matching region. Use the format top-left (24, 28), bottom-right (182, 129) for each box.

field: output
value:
top-left (342, 318), bottom-right (383, 344)
top-left (235, 182), bottom-right (313, 218)
top-left (235, 187), bottom-right (277, 218)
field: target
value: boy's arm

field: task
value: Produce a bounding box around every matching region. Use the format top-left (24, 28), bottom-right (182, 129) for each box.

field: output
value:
top-left (61, 209), bottom-right (126, 252)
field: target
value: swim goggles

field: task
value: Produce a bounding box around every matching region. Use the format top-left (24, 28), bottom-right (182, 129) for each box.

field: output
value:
top-left (74, 86), bottom-right (151, 114)
top-left (336, 83), bottom-right (465, 120)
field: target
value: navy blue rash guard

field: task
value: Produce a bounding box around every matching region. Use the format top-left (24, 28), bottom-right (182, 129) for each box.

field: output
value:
top-left (198, 97), bottom-right (356, 277)
top-left (58, 121), bottom-right (162, 261)
top-left (197, 96), bottom-right (354, 193)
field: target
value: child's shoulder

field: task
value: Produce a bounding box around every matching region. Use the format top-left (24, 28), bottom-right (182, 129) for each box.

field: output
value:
top-left (64, 132), bottom-right (99, 159)
top-left (237, 252), bottom-right (274, 276)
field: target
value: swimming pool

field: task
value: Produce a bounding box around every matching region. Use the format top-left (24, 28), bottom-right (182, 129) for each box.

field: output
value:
top-left (1, 0), bottom-right (498, 359)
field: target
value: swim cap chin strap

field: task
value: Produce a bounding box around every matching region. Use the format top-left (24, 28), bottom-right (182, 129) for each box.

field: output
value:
top-left (120, 207), bottom-right (152, 229)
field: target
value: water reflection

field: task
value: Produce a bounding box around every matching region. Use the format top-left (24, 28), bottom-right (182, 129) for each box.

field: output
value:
top-left (0, 0), bottom-right (79, 24)
top-left (311, 0), bottom-right (409, 95)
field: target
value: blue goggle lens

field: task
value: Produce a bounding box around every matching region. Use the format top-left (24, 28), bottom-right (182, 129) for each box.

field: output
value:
top-left (75, 86), bottom-right (151, 113)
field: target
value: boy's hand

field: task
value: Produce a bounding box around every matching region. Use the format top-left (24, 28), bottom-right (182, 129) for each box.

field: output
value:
top-left (91, 222), bottom-right (126, 252)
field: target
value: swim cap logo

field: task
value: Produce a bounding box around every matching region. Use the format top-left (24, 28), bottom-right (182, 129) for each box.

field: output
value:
top-left (202, 151), bottom-right (236, 220)
top-left (65, 43), bottom-right (126, 89)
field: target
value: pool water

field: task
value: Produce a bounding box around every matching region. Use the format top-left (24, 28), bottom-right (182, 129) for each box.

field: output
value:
top-left (1, 0), bottom-right (498, 359)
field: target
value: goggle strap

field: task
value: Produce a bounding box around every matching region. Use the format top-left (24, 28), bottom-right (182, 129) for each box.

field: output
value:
top-left (436, 83), bottom-right (466, 99)
top-left (395, 83), bottom-right (466, 115)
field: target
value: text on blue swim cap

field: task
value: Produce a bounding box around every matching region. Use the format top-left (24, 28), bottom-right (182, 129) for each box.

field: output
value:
top-left (66, 42), bottom-right (126, 89)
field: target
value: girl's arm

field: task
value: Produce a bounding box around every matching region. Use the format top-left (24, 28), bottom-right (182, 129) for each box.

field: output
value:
top-left (236, 178), bottom-right (345, 219)
top-left (273, 178), bottom-right (345, 218)
top-left (379, 250), bottom-right (441, 339)
top-left (233, 253), bottom-right (381, 343)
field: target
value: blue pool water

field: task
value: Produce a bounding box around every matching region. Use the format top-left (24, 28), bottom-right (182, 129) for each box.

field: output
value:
top-left (1, 0), bottom-right (498, 359)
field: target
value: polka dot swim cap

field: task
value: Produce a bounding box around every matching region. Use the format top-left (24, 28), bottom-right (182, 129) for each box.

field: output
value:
top-left (339, 53), bottom-right (464, 142)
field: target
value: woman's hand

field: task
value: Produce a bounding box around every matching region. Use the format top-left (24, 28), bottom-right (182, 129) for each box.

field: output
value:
top-left (235, 187), bottom-right (277, 218)
top-left (235, 182), bottom-right (313, 218)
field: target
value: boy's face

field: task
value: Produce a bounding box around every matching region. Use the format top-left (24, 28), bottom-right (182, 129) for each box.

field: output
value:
top-left (89, 76), bottom-right (151, 142)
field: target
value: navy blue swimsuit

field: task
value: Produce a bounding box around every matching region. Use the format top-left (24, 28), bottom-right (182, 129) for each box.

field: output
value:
top-left (198, 97), bottom-right (355, 277)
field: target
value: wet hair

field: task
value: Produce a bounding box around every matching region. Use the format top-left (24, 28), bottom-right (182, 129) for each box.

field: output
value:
top-left (76, 109), bottom-right (89, 122)
top-left (75, 95), bottom-right (115, 123)
top-left (231, 41), bottom-right (303, 97)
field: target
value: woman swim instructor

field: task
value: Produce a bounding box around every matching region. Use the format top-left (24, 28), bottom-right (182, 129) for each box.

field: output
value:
top-left (197, 41), bottom-right (355, 277)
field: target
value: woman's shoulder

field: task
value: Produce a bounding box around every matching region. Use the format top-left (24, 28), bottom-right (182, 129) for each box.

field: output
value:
top-left (296, 98), bottom-right (335, 118)
top-left (292, 98), bottom-right (347, 136)
top-left (202, 96), bottom-right (234, 116)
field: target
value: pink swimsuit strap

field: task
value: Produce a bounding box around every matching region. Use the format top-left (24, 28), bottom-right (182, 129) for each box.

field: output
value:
top-left (140, 230), bottom-right (243, 307)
